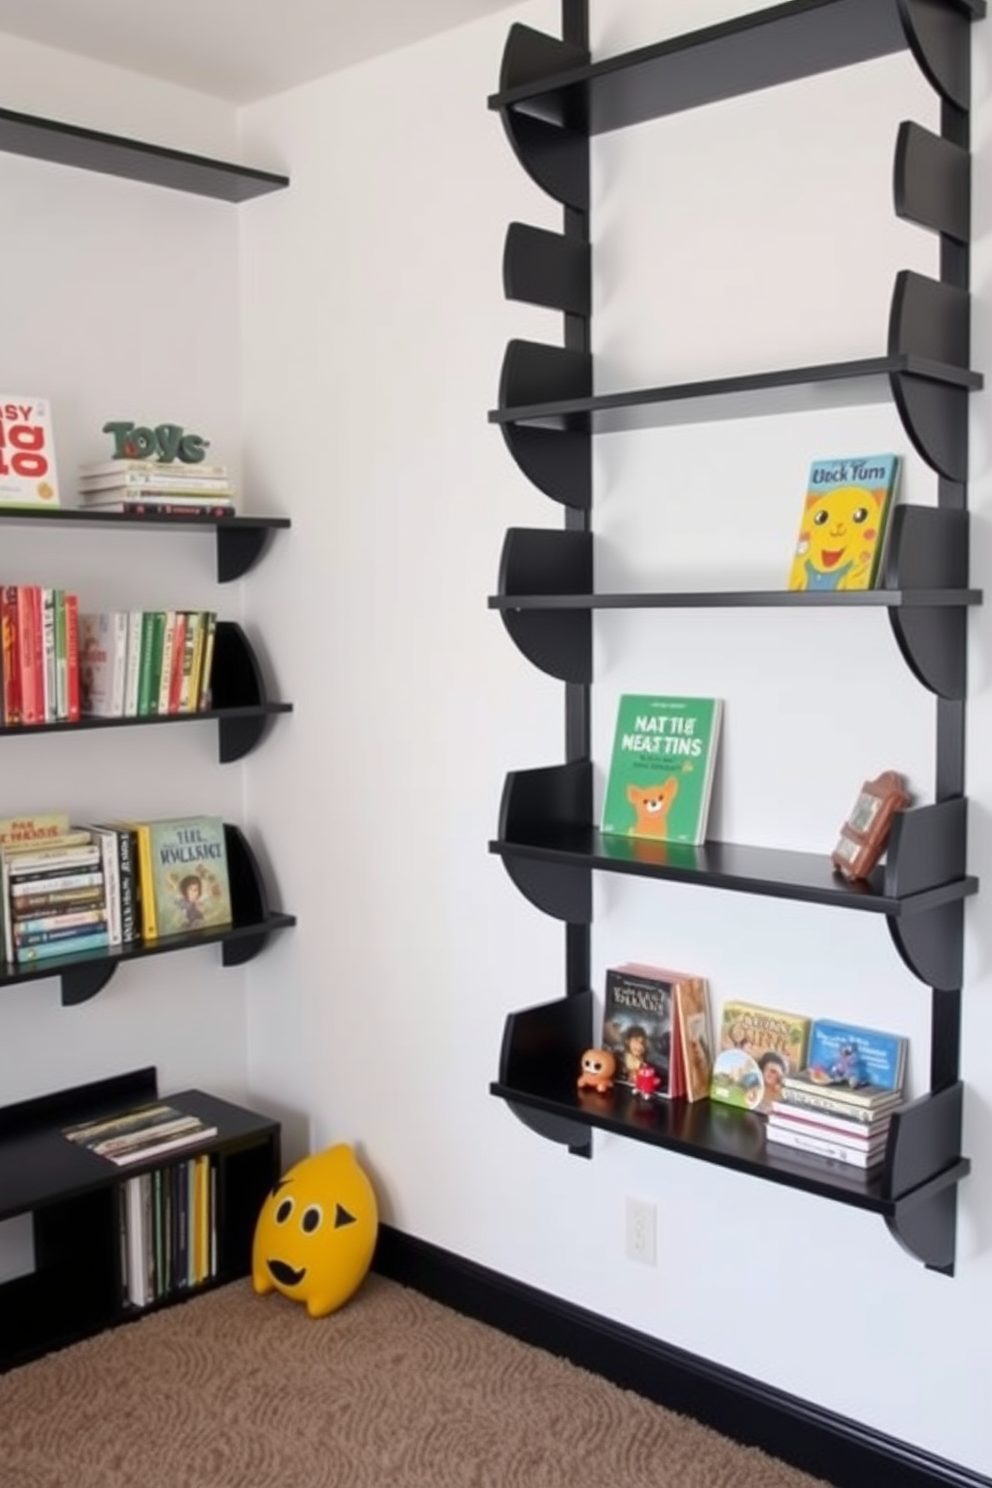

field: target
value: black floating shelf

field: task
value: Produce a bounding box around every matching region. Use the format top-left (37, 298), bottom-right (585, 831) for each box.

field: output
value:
top-left (0, 623), bottom-right (291, 763)
top-left (0, 508), bottom-right (290, 584)
top-left (491, 350), bottom-right (980, 431)
top-left (493, 762), bottom-right (977, 922)
top-left (491, 0), bottom-right (985, 132)
top-left (0, 825), bottom-right (295, 1007)
top-left (0, 107), bottom-right (289, 201)
top-left (494, 990), bottom-right (970, 1272)
top-left (493, 511), bottom-right (980, 698)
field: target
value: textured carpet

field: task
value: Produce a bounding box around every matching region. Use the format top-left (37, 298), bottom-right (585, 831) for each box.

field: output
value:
top-left (0, 1275), bottom-right (833, 1488)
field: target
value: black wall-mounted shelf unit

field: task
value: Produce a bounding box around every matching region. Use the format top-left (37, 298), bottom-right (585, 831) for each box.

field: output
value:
top-left (488, 0), bottom-right (983, 1275)
top-left (0, 1066), bottom-right (280, 1371)
top-left (0, 106), bottom-right (288, 201)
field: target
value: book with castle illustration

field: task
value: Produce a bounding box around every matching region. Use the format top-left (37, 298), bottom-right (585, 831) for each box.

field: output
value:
top-left (787, 453), bottom-right (900, 592)
top-left (601, 694), bottom-right (722, 845)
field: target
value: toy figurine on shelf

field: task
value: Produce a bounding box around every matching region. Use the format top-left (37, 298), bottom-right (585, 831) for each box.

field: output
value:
top-left (632, 1063), bottom-right (661, 1100)
top-left (577, 1048), bottom-right (616, 1094)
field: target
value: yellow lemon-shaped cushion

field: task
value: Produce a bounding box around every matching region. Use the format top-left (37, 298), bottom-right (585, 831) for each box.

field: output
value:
top-left (252, 1144), bottom-right (378, 1318)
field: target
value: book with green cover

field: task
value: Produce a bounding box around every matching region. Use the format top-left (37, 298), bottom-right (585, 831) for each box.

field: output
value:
top-left (601, 694), bottom-right (722, 845)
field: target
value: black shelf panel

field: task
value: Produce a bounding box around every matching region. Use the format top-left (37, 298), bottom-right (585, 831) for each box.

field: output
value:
top-left (0, 703), bottom-right (292, 738)
top-left (490, 0), bottom-right (985, 131)
top-left (491, 354), bottom-right (982, 432)
top-left (490, 588), bottom-right (982, 610)
top-left (490, 1079), bottom-right (970, 1217)
top-left (0, 107), bottom-right (289, 201)
top-left (0, 1078), bottom-right (278, 1226)
top-left (490, 827), bottom-right (977, 915)
top-left (0, 507), bottom-right (291, 582)
top-left (0, 912), bottom-right (296, 993)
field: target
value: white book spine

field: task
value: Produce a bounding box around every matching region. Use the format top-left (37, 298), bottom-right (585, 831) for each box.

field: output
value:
top-left (123, 611), bottom-right (143, 718)
top-left (766, 1125), bottom-right (883, 1168)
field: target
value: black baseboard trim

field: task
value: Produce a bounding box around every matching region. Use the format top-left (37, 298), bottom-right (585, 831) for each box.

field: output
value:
top-left (373, 1224), bottom-right (989, 1488)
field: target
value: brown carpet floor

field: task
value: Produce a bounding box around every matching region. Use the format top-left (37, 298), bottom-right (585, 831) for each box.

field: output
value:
top-left (0, 1275), bottom-right (834, 1488)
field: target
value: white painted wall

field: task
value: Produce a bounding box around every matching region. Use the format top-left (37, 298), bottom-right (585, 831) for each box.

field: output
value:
top-left (1, 0), bottom-right (990, 1476)
top-left (0, 46), bottom-right (259, 1249)
top-left (239, 2), bottom-right (992, 1477)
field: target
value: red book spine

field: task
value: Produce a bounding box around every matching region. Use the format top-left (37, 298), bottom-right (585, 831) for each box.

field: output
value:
top-left (64, 593), bottom-right (80, 723)
top-left (1, 585), bottom-right (20, 725)
top-left (167, 610), bottom-right (187, 715)
top-left (16, 585), bottom-right (40, 725)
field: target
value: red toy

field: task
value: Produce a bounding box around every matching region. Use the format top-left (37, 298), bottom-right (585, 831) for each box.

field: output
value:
top-left (632, 1063), bottom-right (661, 1100)
top-left (577, 1048), bottom-right (617, 1094)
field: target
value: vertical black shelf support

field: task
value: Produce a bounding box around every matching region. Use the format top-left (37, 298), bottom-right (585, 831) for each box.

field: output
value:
top-left (211, 622), bottom-right (275, 762)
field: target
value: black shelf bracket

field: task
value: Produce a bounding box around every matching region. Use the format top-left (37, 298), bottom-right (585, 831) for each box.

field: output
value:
top-left (222, 825), bottom-right (272, 966)
top-left (497, 25), bottom-right (590, 209)
top-left (497, 529), bottom-right (592, 681)
top-left (899, 0), bottom-right (974, 110)
top-left (60, 962), bottom-right (117, 1007)
top-left (210, 623), bottom-right (279, 761)
top-left (497, 762), bottom-right (592, 922)
top-left (497, 340), bottom-right (592, 508)
top-left (888, 271), bottom-right (971, 480)
top-left (499, 988), bottom-right (593, 1152)
top-left (216, 523), bottom-right (277, 583)
top-left (504, 223), bottom-right (592, 316)
top-left (884, 505), bottom-right (970, 697)
top-left (888, 899), bottom-right (964, 991)
top-left (894, 121), bottom-right (970, 244)
top-left (884, 1083), bottom-right (968, 1273)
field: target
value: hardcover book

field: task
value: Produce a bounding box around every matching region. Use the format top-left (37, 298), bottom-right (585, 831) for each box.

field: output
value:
top-left (709, 1000), bottom-right (811, 1114)
top-left (0, 397), bottom-right (60, 508)
top-left (799, 1018), bottom-right (907, 1094)
top-left (143, 816), bottom-right (233, 938)
top-left (601, 694), bottom-right (722, 845)
top-left (601, 963), bottom-right (712, 1102)
top-left (787, 453), bottom-right (900, 592)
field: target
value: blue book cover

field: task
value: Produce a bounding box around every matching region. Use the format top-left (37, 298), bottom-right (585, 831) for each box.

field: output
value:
top-left (805, 1019), bottom-right (906, 1093)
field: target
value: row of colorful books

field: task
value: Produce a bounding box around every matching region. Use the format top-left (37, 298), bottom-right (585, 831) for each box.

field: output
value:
top-left (595, 971), bottom-right (907, 1170)
top-left (0, 584), bottom-right (81, 726)
top-left (80, 608), bottom-right (218, 718)
top-left (0, 811), bottom-right (233, 966)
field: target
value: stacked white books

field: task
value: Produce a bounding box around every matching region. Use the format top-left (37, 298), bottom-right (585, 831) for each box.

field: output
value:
top-left (77, 459), bottom-right (236, 517)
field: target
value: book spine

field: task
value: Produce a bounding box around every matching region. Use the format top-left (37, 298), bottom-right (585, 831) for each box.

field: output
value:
top-left (11, 885), bottom-right (105, 914)
top-left (123, 611), bottom-right (143, 719)
top-left (16, 586), bottom-right (39, 725)
top-left (197, 613), bottom-right (217, 711)
top-left (106, 503), bottom-right (235, 518)
top-left (145, 612), bottom-right (166, 716)
top-left (10, 868), bottom-right (104, 896)
top-left (765, 1125), bottom-right (881, 1168)
top-left (89, 829), bottom-right (122, 947)
top-left (41, 587), bottom-right (56, 723)
top-left (64, 592), bottom-right (80, 723)
top-left (156, 612), bottom-right (177, 715)
top-left (136, 613), bottom-right (157, 717)
top-left (0, 585), bottom-right (19, 725)
top-left (177, 612), bottom-right (199, 713)
top-left (13, 906), bottom-right (108, 936)
top-left (15, 929), bottom-right (110, 962)
top-left (167, 611), bottom-right (187, 715)
top-left (53, 589), bottom-right (67, 721)
top-left (135, 824), bottom-right (157, 941)
top-left (30, 586), bottom-right (44, 722)
top-left (79, 471), bottom-right (232, 491)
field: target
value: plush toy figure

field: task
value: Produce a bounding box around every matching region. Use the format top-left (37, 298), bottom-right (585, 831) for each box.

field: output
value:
top-left (252, 1143), bottom-right (378, 1318)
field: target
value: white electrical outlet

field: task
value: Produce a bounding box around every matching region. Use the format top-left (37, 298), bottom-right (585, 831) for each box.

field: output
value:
top-left (625, 1196), bottom-right (657, 1266)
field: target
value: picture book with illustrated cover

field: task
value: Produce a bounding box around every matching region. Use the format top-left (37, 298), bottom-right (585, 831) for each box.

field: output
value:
top-left (602, 966), bottom-right (676, 1097)
top-left (143, 816), bottom-right (232, 938)
top-left (787, 453), bottom-right (900, 592)
top-left (709, 1000), bottom-right (811, 1114)
top-left (0, 398), bottom-right (60, 508)
top-left (800, 1018), bottom-right (907, 1094)
top-left (601, 694), bottom-right (722, 845)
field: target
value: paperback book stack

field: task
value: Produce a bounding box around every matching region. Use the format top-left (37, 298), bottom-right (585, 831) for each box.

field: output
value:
top-left (76, 458), bottom-right (235, 518)
top-left (766, 1018), bottom-right (907, 1169)
top-left (79, 608), bottom-right (218, 717)
top-left (0, 814), bottom-right (111, 966)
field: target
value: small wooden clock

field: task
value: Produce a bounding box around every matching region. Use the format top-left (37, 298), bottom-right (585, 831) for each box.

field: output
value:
top-left (831, 770), bottom-right (909, 882)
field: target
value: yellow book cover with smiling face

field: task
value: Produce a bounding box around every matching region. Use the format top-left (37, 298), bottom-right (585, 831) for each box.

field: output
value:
top-left (787, 454), bottom-right (900, 592)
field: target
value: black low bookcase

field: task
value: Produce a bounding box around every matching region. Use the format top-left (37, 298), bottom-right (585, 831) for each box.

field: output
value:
top-left (0, 1066), bottom-right (280, 1372)
top-left (488, 0), bottom-right (983, 1276)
